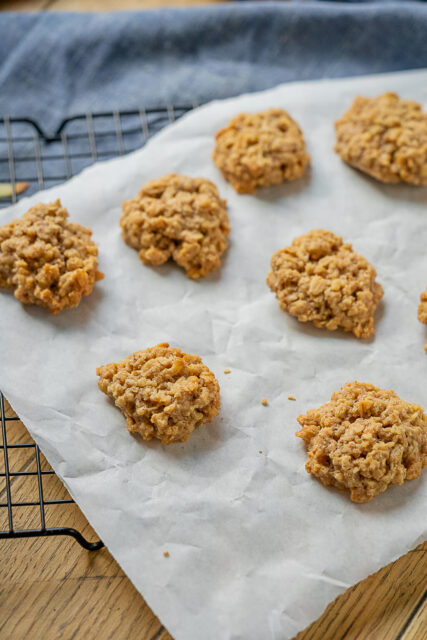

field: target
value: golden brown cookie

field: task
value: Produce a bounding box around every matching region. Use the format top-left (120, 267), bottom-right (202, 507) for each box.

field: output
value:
top-left (266, 229), bottom-right (383, 338)
top-left (97, 343), bottom-right (220, 444)
top-left (121, 174), bottom-right (230, 279)
top-left (334, 92), bottom-right (427, 185)
top-left (0, 200), bottom-right (103, 314)
top-left (213, 108), bottom-right (310, 194)
top-left (418, 288), bottom-right (427, 351)
top-left (297, 382), bottom-right (427, 503)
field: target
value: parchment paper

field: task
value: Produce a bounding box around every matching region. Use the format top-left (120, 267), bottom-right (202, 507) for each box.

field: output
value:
top-left (1, 69), bottom-right (426, 640)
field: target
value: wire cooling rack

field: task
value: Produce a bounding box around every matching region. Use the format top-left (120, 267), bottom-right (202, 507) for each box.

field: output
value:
top-left (0, 105), bottom-right (194, 549)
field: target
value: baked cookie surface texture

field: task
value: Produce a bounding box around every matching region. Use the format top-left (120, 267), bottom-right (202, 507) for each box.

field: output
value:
top-left (97, 343), bottom-right (220, 444)
top-left (266, 229), bottom-right (383, 338)
top-left (418, 288), bottom-right (427, 351)
top-left (121, 174), bottom-right (230, 279)
top-left (296, 382), bottom-right (427, 503)
top-left (0, 200), bottom-right (103, 314)
top-left (213, 108), bottom-right (310, 194)
top-left (335, 92), bottom-right (427, 185)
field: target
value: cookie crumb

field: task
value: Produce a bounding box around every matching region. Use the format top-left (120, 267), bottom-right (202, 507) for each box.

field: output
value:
top-left (224, 368), bottom-right (231, 374)
top-left (288, 395), bottom-right (296, 401)
top-left (418, 287), bottom-right (427, 351)
top-left (0, 181), bottom-right (28, 199)
top-left (163, 551), bottom-right (169, 558)
top-left (258, 450), bottom-right (263, 454)
top-left (261, 398), bottom-right (268, 406)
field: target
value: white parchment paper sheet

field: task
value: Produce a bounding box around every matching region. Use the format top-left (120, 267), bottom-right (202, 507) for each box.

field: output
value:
top-left (1, 69), bottom-right (426, 640)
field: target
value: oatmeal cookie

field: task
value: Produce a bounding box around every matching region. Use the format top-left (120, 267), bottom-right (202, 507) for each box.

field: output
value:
top-left (418, 288), bottom-right (427, 351)
top-left (266, 229), bottom-right (383, 338)
top-left (121, 174), bottom-right (230, 279)
top-left (334, 92), bottom-right (427, 185)
top-left (97, 343), bottom-right (220, 444)
top-left (297, 382), bottom-right (427, 503)
top-left (213, 109), bottom-right (310, 194)
top-left (0, 200), bottom-right (103, 314)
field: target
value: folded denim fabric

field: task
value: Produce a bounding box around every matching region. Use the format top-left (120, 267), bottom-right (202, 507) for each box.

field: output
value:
top-left (1, 2), bottom-right (427, 133)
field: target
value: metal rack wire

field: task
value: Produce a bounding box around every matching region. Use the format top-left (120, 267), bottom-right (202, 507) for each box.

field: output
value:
top-left (0, 105), bottom-right (194, 549)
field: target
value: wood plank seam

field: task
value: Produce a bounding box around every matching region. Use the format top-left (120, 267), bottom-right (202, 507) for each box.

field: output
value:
top-left (395, 590), bottom-right (427, 640)
top-left (151, 626), bottom-right (167, 640)
top-left (398, 596), bottom-right (427, 640)
top-left (1, 402), bottom-right (426, 640)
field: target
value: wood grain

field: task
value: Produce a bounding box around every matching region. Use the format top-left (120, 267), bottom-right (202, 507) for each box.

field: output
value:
top-left (1, 402), bottom-right (426, 640)
top-left (51, 0), bottom-right (224, 9)
top-left (399, 594), bottom-right (427, 640)
top-left (0, 0), bottom-right (224, 10)
top-left (0, 0), bottom-right (54, 10)
top-left (1, 404), bottom-right (168, 640)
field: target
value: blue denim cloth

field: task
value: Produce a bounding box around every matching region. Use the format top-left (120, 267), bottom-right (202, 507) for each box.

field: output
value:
top-left (1, 2), bottom-right (427, 133)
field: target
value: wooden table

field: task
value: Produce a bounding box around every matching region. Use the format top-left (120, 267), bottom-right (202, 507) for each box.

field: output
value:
top-left (1, 0), bottom-right (224, 10)
top-left (1, 404), bottom-right (425, 640)
top-left (0, 2), bottom-right (426, 638)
